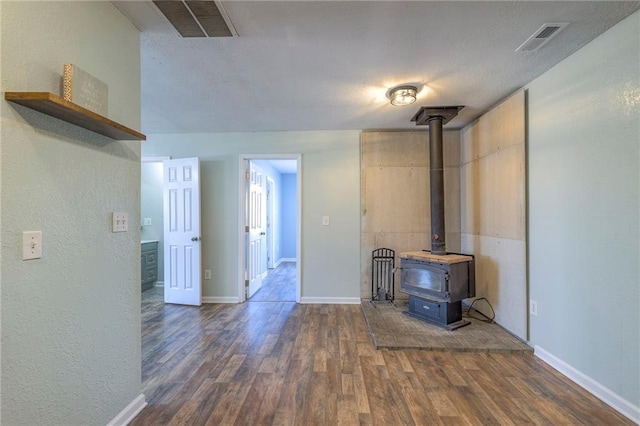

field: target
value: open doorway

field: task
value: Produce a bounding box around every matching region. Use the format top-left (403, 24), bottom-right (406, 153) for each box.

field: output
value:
top-left (238, 155), bottom-right (301, 303)
top-left (140, 156), bottom-right (169, 304)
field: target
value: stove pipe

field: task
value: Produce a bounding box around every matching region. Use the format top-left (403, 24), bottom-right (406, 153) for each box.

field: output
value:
top-left (411, 106), bottom-right (464, 255)
top-left (428, 116), bottom-right (446, 255)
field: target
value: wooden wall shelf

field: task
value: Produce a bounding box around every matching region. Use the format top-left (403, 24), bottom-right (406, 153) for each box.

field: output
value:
top-left (4, 92), bottom-right (146, 141)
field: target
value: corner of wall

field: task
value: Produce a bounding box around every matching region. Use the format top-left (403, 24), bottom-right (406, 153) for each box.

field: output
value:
top-left (459, 90), bottom-right (527, 339)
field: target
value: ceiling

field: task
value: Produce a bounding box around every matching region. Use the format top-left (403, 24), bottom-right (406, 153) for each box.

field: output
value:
top-left (113, 1), bottom-right (640, 134)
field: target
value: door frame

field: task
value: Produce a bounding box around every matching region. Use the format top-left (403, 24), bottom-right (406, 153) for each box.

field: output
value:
top-left (238, 154), bottom-right (302, 303)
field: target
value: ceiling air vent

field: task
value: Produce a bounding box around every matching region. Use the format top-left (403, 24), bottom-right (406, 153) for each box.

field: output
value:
top-left (515, 22), bottom-right (568, 52)
top-left (153, 0), bottom-right (237, 38)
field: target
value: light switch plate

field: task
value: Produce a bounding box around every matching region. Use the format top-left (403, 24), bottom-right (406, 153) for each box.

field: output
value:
top-left (204, 269), bottom-right (212, 280)
top-left (112, 212), bottom-right (128, 232)
top-left (143, 217), bottom-right (152, 226)
top-left (23, 231), bottom-right (42, 260)
top-left (322, 216), bottom-right (330, 226)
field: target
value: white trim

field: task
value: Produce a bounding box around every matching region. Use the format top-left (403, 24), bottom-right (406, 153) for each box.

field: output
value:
top-left (534, 346), bottom-right (640, 424)
top-left (107, 394), bottom-right (147, 426)
top-left (300, 297), bottom-right (361, 305)
top-left (274, 258), bottom-right (296, 268)
top-left (141, 156), bottom-right (170, 162)
top-left (202, 296), bottom-right (240, 304)
top-left (154, 281), bottom-right (164, 287)
top-left (238, 156), bottom-right (247, 302)
top-left (295, 156), bottom-right (301, 303)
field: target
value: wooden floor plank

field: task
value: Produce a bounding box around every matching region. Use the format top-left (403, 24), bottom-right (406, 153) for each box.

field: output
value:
top-left (131, 299), bottom-right (634, 426)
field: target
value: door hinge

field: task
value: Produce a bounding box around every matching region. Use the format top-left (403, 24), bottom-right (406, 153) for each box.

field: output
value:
top-left (245, 171), bottom-right (250, 180)
top-left (245, 225), bottom-right (249, 232)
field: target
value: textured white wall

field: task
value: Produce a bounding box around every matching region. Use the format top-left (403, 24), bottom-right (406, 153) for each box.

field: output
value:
top-left (528, 10), bottom-right (639, 409)
top-left (143, 131), bottom-right (361, 300)
top-left (460, 91), bottom-right (527, 339)
top-left (1, 2), bottom-right (142, 425)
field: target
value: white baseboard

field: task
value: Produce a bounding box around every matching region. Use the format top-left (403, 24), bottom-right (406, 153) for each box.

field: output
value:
top-left (107, 394), bottom-right (147, 426)
top-left (202, 296), bottom-right (240, 304)
top-left (300, 297), bottom-right (360, 305)
top-left (154, 281), bottom-right (164, 287)
top-left (273, 258), bottom-right (295, 268)
top-left (534, 346), bottom-right (640, 424)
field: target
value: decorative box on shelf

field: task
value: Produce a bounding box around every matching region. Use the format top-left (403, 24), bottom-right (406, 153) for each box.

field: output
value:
top-left (4, 63), bottom-right (145, 141)
top-left (62, 63), bottom-right (108, 116)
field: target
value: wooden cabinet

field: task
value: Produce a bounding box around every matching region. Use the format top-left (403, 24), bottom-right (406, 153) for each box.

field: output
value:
top-left (141, 241), bottom-right (158, 291)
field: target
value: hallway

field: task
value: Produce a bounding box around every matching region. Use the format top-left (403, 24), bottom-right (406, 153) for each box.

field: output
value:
top-left (249, 261), bottom-right (296, 302)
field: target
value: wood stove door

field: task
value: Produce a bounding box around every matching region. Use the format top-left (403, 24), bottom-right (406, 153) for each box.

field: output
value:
top-left (400, 261), bottom-right (449, 300)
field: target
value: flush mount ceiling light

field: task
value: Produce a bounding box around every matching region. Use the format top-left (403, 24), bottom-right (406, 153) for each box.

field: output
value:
top-left (387, 85), bottom-right (418, 106)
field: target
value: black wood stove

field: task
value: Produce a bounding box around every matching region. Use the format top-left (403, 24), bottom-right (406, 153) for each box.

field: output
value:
top-left (400, 106), bottom-right (476, 330)
top-left (400, 251), bottom-right (475, 330)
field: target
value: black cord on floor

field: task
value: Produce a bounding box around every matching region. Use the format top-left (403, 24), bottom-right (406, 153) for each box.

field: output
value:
top-left (464, 297), bottom-right (495, 323)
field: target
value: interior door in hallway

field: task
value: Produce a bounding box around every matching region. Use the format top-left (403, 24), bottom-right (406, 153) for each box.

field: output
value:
top-left (247, 162), bottom-right (267, 298)
top-left (163, 157), bottom-right (202, 306)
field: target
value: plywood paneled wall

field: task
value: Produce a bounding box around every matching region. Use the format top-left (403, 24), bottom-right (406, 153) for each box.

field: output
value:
top-left (460, 90), bottom-right (527, 339)
top-left (361, 131), bottom-right (461, 299)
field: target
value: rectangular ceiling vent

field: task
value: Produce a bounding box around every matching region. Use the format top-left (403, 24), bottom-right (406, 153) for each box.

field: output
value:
top-left (153, 0), bottom-right (237, 38)
top-left (515, 22), bottom-right (568, 52)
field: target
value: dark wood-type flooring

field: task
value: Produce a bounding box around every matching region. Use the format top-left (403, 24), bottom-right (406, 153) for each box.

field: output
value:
top-left (131, 298), bottom-right (632, 425)
top-left (249, 262), bottom-right (296, 302)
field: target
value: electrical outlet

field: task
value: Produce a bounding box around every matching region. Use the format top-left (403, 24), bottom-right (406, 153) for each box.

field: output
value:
top-left (143, 217), bottom-right (152, 226)
top-left (322, 215), bottom-right (330, 226)
top-left (112, 212), bottom-right (128, 233)
top-left (204, 269), bottom-right (211, 280)
top-left (530, 300), bottom-right (538, 316)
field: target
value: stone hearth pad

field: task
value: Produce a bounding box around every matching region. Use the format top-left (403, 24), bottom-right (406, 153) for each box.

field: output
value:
top-left (361, 300), bottom-right (533, 353)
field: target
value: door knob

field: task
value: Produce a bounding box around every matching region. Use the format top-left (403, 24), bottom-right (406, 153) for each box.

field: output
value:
top-left (191, 236), bottom-right (200, 242)
top-left (260, 232), bottom-right (266, 236)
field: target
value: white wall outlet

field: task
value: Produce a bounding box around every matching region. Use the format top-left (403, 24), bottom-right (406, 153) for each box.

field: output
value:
top-left (22, 231), bottom-right (42, 260)
top-left (204, 269), bottom-right (211, 280)
top-left (112, 212), bottom-right (128, 233)
top-left (322, 215), bottom-right (330, 226)
top-left (143, 217), bottom-right (152, 226)
top-left (530, 300), bottom-right (538, 316)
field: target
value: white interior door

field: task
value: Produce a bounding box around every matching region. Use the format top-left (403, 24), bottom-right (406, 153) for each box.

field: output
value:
top-left (247, 162), bottom-right (267, 298)
top-left (163, 157), bottom-right (201, 306)
top-left (266, 178), bottom-right (274, 269)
